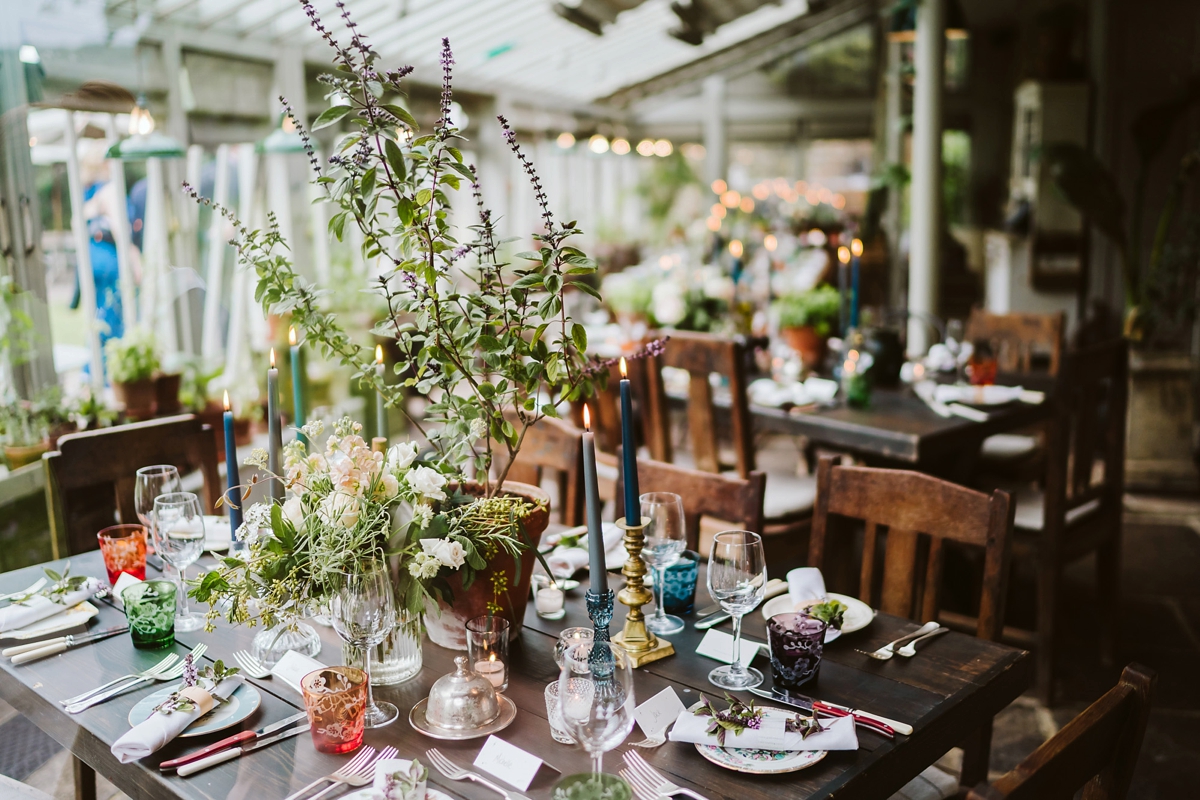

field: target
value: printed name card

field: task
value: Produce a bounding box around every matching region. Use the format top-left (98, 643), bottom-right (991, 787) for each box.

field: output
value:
top-left (111, 572), bottom-right (143, 608)
top-left (635, 687), bottom-right (687, 738)
top-left (696, 628), bottom-right (761, 668)
top-left (474, 735), bottom-right (544, 791)
top-left (270, 650), bottom-right (326, 694)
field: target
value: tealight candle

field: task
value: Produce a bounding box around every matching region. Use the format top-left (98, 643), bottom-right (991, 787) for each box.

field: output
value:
top-left (475, 655), bottom-right (506, 689)
top-left (536, 585), bottom-right (566, 619)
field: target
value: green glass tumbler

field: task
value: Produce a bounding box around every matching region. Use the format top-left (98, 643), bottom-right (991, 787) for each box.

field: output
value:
top-left (122, 579), bottom-right (177, 649)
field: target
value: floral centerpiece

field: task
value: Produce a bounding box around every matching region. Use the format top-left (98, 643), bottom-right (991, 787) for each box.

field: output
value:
top-left (187, 0), bottom-right (624, 650)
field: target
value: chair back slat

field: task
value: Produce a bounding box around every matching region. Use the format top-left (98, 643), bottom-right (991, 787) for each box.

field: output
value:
top-left (44, 415), bottom-right (221, 557)
top-left (810, 456), bottom-right (1015, 641)
top-left (965, 309), bottom-right (1065, 375)
top-left (616, 454), bottom-right (765, 551)
top-left (495, 415), bottom-right (585, 527)
top-left (645, 331), bottom-right (755, 478)
top-left (968, 665), bottom-right (1155, 800)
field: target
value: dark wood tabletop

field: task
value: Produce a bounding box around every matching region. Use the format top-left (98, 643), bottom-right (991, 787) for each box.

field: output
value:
top-left (0, 551), bottom-right (1031, 800)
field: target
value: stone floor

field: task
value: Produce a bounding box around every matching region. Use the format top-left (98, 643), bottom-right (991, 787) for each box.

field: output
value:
top-left (0, 495), bottom-right (1196, 798)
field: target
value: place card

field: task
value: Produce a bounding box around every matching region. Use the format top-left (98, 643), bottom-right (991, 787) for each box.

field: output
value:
top-left (270, 650), bottom-right (326, 694)
top-left (473, 735), bottom-right (544, 791)
top-left (695, 628), bottom-right (761, 668)
top-left (635, 687), bottom-right (687, 739)
top-left (111, 572), bottom-right (143, 609)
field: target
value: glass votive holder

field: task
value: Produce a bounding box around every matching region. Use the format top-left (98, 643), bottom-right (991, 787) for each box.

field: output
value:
top-left (543, 681), bottom-right (575, 744)
top-left (533, 576), bottom-right (566, 620)
top-left (554, 627), bottom-right (594, 668)
top-left (301, 666), bottom-right (368, 754)
top-left (660, 550), bottom-right (699, 616)
top-left (767, 612), bottom-right (828, 690)
top-left (466, 615), bottom-right (510, 693)
top-left (97, 524), bottom-right (147, 586)
top-left (121, 580), bottom-right (176, 650)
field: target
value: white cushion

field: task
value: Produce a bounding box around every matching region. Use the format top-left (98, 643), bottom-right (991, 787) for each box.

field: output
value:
top-left (889, 764), bottom-right (961, 800)
top-left (979, 433), bottom-right (1039, 461)
top-left (1012, 484), bottom-right (1103, 531)
top-left (762, 469), bottom-right (817, 521)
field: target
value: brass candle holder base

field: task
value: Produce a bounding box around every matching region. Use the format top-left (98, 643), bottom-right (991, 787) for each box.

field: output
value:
top-left (610, 515), bottom-right (675, 668)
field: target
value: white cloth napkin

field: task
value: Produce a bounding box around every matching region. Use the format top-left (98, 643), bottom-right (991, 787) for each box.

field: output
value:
top-left (787, 568), bottom-right (826, 607)
top-left (546, 523), bottom-right (624, 577)
top-left (0, 578), bottom-right (102, 633)
top-left (111, 676), bottom-right (244, 763)
top-left (934, 384), bottom-right (1025, 406)
top-left (668, 708), bottom-right (857, 751)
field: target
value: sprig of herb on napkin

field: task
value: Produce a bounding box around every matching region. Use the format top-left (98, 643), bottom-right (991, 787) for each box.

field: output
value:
top-left (152, 656), bottom-right (240, 715)
top-left (11, 563), bottom-right (89, 607)
top-left (694, 692), bottom-right (827, 745)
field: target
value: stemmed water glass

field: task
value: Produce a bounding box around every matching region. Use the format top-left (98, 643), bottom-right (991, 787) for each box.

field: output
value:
top-left (706, 530), bottom-right (767, 690)
top-left (640, 492), bottom-right (686, 635)
top-left (151, 491), bottom-right (207, 632)
top-left (136, 465), bottom-right (181, 553)
top-left (330, 565), bottom-right (398, 728)
top-left (556, 640), bottom-right (635, 796)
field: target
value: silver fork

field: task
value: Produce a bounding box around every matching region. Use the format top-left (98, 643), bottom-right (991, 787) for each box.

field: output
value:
top-left (59, 651), bottom-right (181, 706)
top-left (306, 746), bottom-right (396, 800)
top-left (896, 626), bottom-right (950, 657)
top-left (232, 650), bottom-right (271, 679)
top-left (427, 747), bottom-right (534, 800)
top-left (856, 621), bottom-right (941, 661)
top-left (282, 746), bottom-right (380, 800)
top-left (623, 751), bottom-right (711, 800)
top-left (65, 644), bottom-right (207, 713)
top-left (621, 768), bottom-right (664, 800)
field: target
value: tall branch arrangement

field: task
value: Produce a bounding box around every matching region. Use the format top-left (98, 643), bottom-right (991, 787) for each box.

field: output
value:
top-left (187, 0), bottom-right (606, 497)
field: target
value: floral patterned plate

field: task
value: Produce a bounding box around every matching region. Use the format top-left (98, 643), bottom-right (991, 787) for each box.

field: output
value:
top-left (128, 682), bottom-right (260, 737)
top-left (687, 702), bottom-right (828, 775)
top-left (342, 788), bottom-right (454, 800)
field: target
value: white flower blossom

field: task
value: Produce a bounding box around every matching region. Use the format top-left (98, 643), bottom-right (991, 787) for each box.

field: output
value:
top-left (387, 441), bottom-right (419, 472)
top-left (411, 504), bottom-right (434, 530)
top-left (420, 537), bottom-right (466, 569)
top-left (469, 418), bottom-right (488, 441)
top-left (319, 491), bottom-right (361, 529)
top-left (300, 419), bottom-right (325, 440)
top-left (245, 448), bottom-right (269, 470)
top-left (236, 502), bottom-right (274, 545)
top-left (282, 496), bottom-right (305, 531)
top-left (407, 551), bottom-right (441, 580)
top-left (406, 466), bottom-right (447, 501)
top-left (373, 472), bottom-right (400, 502)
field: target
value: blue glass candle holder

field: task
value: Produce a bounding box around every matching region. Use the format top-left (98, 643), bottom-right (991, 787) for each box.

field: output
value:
top-left (660, 550), bottom-right (699, 616)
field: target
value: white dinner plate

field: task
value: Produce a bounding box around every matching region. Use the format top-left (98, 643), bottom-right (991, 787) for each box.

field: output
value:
top-left (0, 602), bottom-right (100, 640)
top-left (760, 593), bottom-right (875, 642)
top-left (128, 682), bottom-right (261, 737)
top-left (202, 516), bottom-right (233, 551)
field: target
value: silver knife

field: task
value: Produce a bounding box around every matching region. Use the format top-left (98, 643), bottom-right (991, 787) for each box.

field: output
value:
top-left (5, 626), bottom-right (130, 664)
top-left (694, 578), bottom-right (789, 629)
top-left (160, 711), bottom-right (308, 770)
top-left (175, 722), bottom-right (311, 777)
top-left (749, 687), bottom-right (909, 736)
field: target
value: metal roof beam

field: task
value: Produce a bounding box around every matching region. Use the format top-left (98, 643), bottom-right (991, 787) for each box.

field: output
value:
top-left (600, 0), bottom-right (879, 107)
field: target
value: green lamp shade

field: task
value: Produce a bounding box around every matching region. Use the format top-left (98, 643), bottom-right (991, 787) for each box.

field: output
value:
top-left (256, 127), bottom-right (306, 154)
top-left (106, 132), bottom-right (186, 160)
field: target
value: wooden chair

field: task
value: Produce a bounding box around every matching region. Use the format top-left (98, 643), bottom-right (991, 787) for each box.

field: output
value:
top-left (615, 454), bottom-right (765, 553)
top-left (1008, 339), bottom-right (1129, 704)
top-left (966, 664), bottom-right (1155, 800)
top-left (494, 414), bottom-right (585, 527)
top-left (808, 455), bottom-right (1015, 788)
top-left (642, 330), bottom-right (815, 553)
top-left (964, 309), bottom-right (1065, 376)
top-left (43, 414), bottom-right (222, 557)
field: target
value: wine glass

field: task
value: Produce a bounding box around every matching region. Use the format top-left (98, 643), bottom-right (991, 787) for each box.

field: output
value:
top-left (706, 530), bottom-right (767, 690)
top-left (556, 640), bottom-right (634, 794)
top-left (135, 465), bottom-right (181, 553)
top-left (640, 492), bottom-right (686, 635)
top-left (151, 491), bottom-right (206, 632)
top-left (330, 566), bottom-right (398, 728)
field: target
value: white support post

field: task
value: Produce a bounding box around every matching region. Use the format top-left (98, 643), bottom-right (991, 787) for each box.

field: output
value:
top-left (884, 38), bottom-right (906, 311)
top-left (223, 145), bottom-right (258, 388)
top-left (103, 115), bottom-right (136, 337)
top-left (62, 112), bottom-right (104, 389)
top-left (201, 144), bottom-right (231, 361)
top-left (309, 146), bottom-right (330, 286)
top-left (906, 0), bottom-right (946, 357)
top-left (703, 74), bottom-right (728, 187)
top-left (143, 157), bottom-right (178, 355)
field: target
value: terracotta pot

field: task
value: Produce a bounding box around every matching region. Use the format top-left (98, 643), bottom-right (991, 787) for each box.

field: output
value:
top-left (113, 379), bottom-right (157, 420)
top-left (780, 326), bottom-right (828, 371)
top-left (155, 373), bottom-right (183, 416)
top-left (423, 481), bottom-right (551, 650)
top-left (4, 441), bottom-right (49, 470)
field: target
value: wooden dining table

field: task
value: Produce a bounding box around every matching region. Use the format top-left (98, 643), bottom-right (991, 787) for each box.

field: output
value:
top-left (0, 550), bottom-right (1031, 800)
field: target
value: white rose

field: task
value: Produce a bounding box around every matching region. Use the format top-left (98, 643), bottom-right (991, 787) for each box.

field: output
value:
top-left (282, 496), bottom-right (306, 531)
top-left (406, 466), bottom-right (447, 501)
top-left (387, 441), bottom-right (419, 472)
top-left (320, 491), bottom-right (361, 529)
top-left (420, 538), bottom-right (467, 569)
top-left (377, 472), bottom-right (400, 501)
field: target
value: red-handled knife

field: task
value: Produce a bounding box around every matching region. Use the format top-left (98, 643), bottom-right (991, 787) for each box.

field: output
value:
top-left (750, 688), bottom-right (910, 737)
top-left (159, 711), bottom-right (307, 771)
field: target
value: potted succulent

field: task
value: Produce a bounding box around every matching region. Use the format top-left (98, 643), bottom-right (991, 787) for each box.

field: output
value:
top-left (187, 3), bottom-right (610, 648)
top-left (773, 284), bottom-right (842, 370)
top-left (104, 328), bottom-right (160, 420)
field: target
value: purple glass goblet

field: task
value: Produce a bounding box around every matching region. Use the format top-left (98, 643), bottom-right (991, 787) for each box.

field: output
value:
top-left (767, 612), bottom-right (828, 689)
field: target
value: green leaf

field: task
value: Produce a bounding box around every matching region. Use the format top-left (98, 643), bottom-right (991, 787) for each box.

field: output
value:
top-left (514, 251), bottom-right (542, 261)
top-left (360, 167), bottom-right (377, 196)
top-left (382, 104), bottom-right (419, 131)
top-left (478, 335), bottom-right (504, 353)
top-left (574, 281), bottom-right (602, 301)
top-left (415, 188), bottom-right (433, 207)
top-left (571, 323), bottom-right (587, 353)
top-left (312, 104), bottom-right (352, 131)
top-left (383, 137), bottom-right (407, 181)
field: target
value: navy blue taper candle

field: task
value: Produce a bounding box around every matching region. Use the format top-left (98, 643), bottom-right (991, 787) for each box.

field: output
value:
top-left (618, 357), bottom-right (640, 524)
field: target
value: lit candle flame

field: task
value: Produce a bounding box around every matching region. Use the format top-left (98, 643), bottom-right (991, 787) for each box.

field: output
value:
top-left (838, 246), bottom-right (851, 264)
top-left (269, 348), bottom-right (276, 369)
top-left (619, 357), bottom-right (627, 379)
top-left (289, 326), bottom-right (297, 346)
top-left (223, 390), bottom-right (230, 412)
top-left (488, 653), bottom-right (496, 663)
top-left (851, 238), bottom-right (864, 257)
top-left (583, 404), bottom-right (591, 432)
top-left (375, 344), bottom-right (384, 364)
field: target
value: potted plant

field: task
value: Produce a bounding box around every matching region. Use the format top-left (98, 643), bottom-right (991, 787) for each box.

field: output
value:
top-left (773, 284), bottom-right (841, 370)
top-left (1, 398), bottom-right (50, 469)
top-left (155, 355), bottom-right (184, 416)
top-left (104, 328), bottom-right (160, 420)
top-left (187, 4), bottom-right (611, 648)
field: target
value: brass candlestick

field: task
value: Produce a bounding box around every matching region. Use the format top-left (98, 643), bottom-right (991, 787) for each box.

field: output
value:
top-left (610, 515), bottom-right (675, 668)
